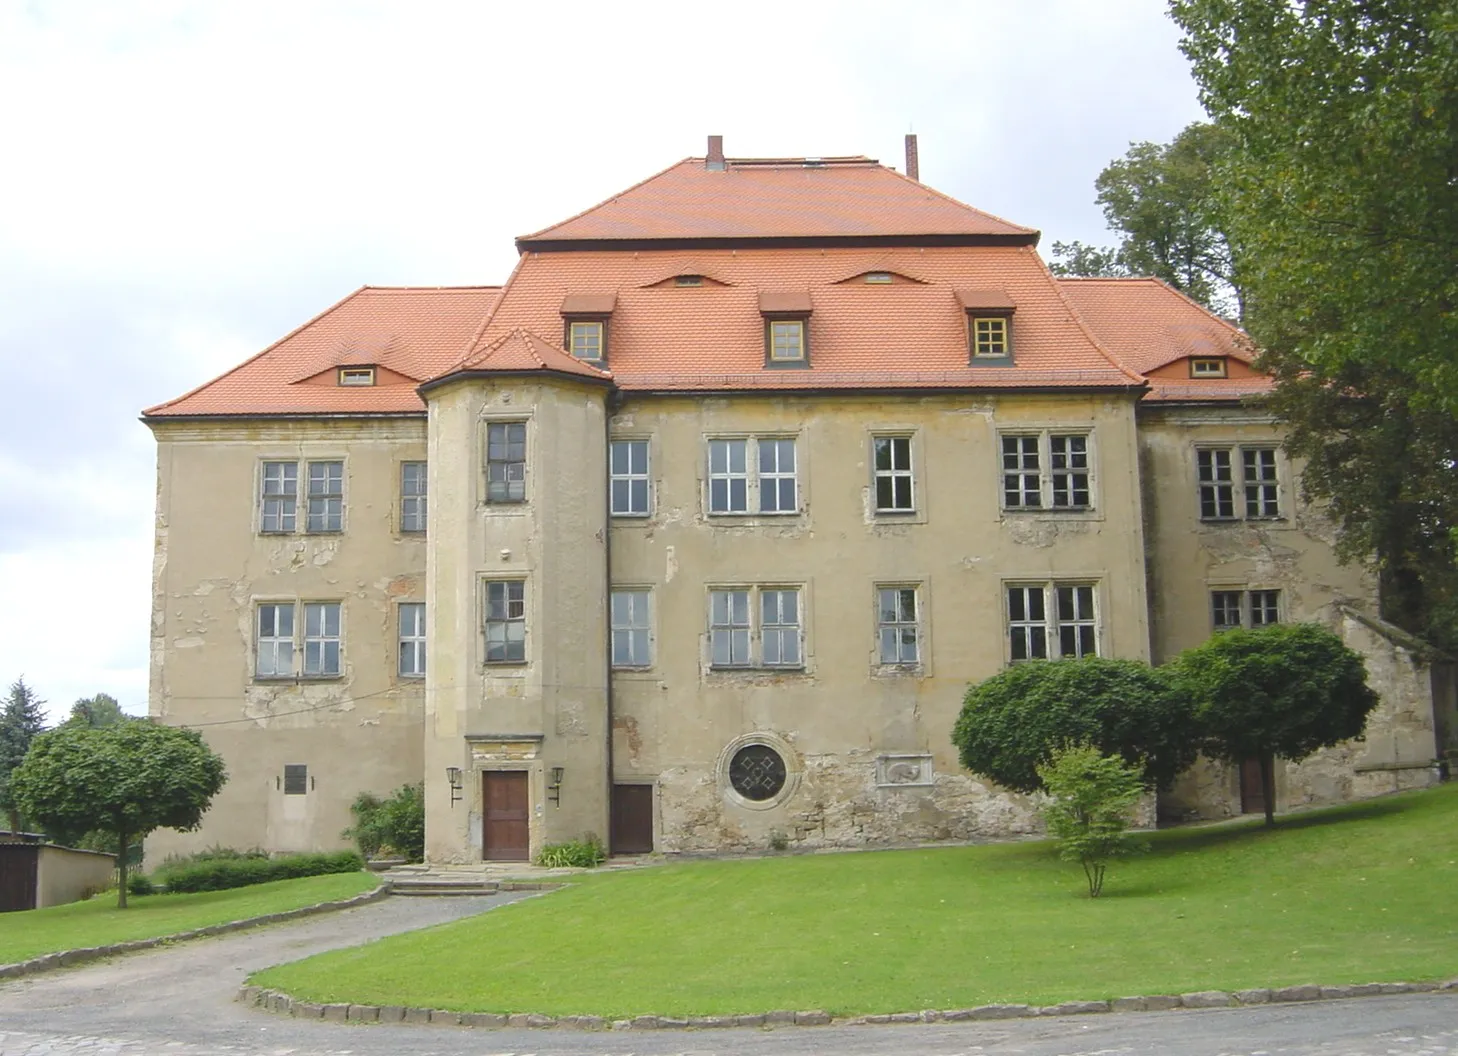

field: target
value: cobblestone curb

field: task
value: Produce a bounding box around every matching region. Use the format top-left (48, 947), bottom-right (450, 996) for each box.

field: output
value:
top-left (236, 976), bottom-right (1458, 1031)
top-left (0, 883), bottom-right (389, 983)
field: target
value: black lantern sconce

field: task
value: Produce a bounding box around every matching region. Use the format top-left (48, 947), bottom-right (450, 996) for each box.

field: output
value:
top-left (446, 766), bottom-right (463, 806)
top-left (547, 766), bottom-right (564, 806)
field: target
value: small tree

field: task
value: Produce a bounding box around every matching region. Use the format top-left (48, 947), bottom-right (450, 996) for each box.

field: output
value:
top-left (66, 693), bottom-right (127, 728)
top-left (1037, 744), bottom-right (1147, 898)
top-left (0, 677), bottom-right (48, 833)
top-left (1170, 623), bottom-right (1381, 827)
top-left (342, 783), bottom-right (424, 862)
top-left (952, 658), bottom-right (1198, 793)
top-left (10, 720), bottom-right (227, 907)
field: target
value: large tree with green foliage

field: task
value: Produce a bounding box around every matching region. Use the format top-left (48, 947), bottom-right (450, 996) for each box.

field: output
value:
top-left (1169, 623), bottom-right (1380, 827)
top-left (9, 720), bottom-right (227, 907)
top-left (0, 677), bottom-right (47, 833)
top-left (66, 693), bottom-right (127, 728)
top-left (952, 658), bottom-right (1198, 794)
top-left (1170, 0), bottom-right (1458, 650)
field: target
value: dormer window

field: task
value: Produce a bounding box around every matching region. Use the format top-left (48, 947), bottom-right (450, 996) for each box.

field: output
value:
top-left (569, 321), bottom-right (604, 363)
top-left (972, 317), bottom-right (1009, 358)
top-left (865, 272), bottom-right (893, 284)
top-left (560, 292), bottom-right (616, 365)
top-left (759, 290), bottom-right (813, 369)
top-left (955, 288), bottom-right (1016, 364)
top-left (675, 275), bottom-right (704, 287)
top-left (1191, 357), bottom-right (1227, 378)
top-left (338, 367), bottom-right (376, 386)
top-left (769, 320), bottom-right (806, 363)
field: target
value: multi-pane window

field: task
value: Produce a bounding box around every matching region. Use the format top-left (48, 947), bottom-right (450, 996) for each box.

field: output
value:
top-left (302, 602), bottom-right (341, 677)
top-left (1211, 590), bottom-right (1243, 630)
top-left (972, 316), bottom-right (1009, 358)
top-left (611, 590), bottom-right (652, 668)
top-left (283, 764), bottom-right (308, 795)
top-left (707, 437), bottom-right (798, 515)
top-left (400, 462), bottom-right (427, 533)
top-left (877, 587), bottom-right (920, 665)
top-left (768, 320), bottom-right (806, 363)
top-left (256, 603), bottom-right (295, 677)
top-left (1212, 589), bottom-right (1281, 630)
top-left (484, 580), bottom-right (526, 663)
top-left (306, 461), bottom-right (343, 532)
top-left (1251, 589), bottom-right (1280, 626)
top-left (399, 602), bottom-right (426, 677)
top-left (610, 440), bottom-right (650, 517)
top-left (569, 321), bottom-right (604, 362)
top-left (873, 435), bottom-right (914, 511)
top-left (486, 422), bottom-right (527, 503)
top-left (1199, 446), bottom-right (1280, 520)
top-left (260, 462), bottom-right (297, 533)
top-left (1002, 433), bottom-right (1092, 510)
top-left (709, 587), bottom-right (803, 669)
top-left (1006, 583), bottom-right (1097, 661)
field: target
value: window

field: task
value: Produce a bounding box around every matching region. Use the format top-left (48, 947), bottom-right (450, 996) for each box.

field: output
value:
top-left (399, 602), bottom-right (426, 677)
top-left (338, 367), bottom-right (376, 386)
top-left (283, 764), bottom-right (308, 795)
top-left (569, 320), bottom-right (604, 363)
top-left (709, 587), bottom-right (802, 669)
top-left (728, 743), bottom-right (787, 801)
top-left (610, 440), bottom-right (650, 517)
top-left (675, 274), bottom-right (703, 287)
top-left (873, 435), bottom-right (914, 512)
top-left (400, 462), bottom-right (427, 533)
top-left (1212, 589), bottom-right (1281, 630)
top-left (256, 603), bottom-right (295, 677)
top-left (306, 461), bottom-right (343, 533)
top-left (611, 590), bottom-right (652, 668)
top-left (972, 316), bottom-right (1009, 359)
top-left (768, 319), bottom-right (806, 364)
top-left (302, 602), bottom-right (341, 677)
top-left (1191, 357), bottom-right (1227, 378)
top-left (1198, 446), bottom-right (1280, 520)
top-left (864, 272), bottom-right (893, 284)
top-left (707, 437), bottom-right (797, 515)
top-left (877, 586), bottom-right (920, 665)
top-left (484, 580), bottom-right (526, 663)
top-left (1006, 583), bottom-right (1097, 661)
top-left (1001, 433), bottom-right (1092, 510)
top-left (260, 462), bottom-right (297, 533)
top-left (486, 422), bottom-right (527, 503)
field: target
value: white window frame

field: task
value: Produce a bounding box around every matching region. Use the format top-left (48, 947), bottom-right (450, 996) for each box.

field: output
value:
top-left (1000, 431), bottom-right (1093, 511)
top-left (569, 320), bottom-right (604, 363)
top-left (1211, 588), bottom-right (1281, 631)
top-left (610, 439), bottom-right (651, 518)
top-left (399, 602), bottom-right (426, 678)
top-left (872, 434), bottom-right (915, 512)
top-left (306, 461), bottom-right (344, 533)
top-left (259, 461), bottom-right (297, 534)
top-left (255, 602), bottom-right (295, 678)
top-left (876, 585), bottom-right (921, 666)
top-left (485, 422), bottom-right (528, 504)
top-left (1190, 357), bottom-right (1227, 378)
top-left (302, 601), bottom-right (342, 677)
top-left (708, 586), bottom-right (803, 670)
top-left (611, 589), bottom-right (653, 668)
top-left (1198, 445), bottom-right (1281, 521)
top-left (338, 367), bottom-right (376, 386)
top-left (706, 436), bottom-right (798, 516)
top-left (400, 461), bottom-right (427, 533)
top-left (483, 579), bottom-right (527, 664)
top-left (1005, 582), bottom-right (1098, 662)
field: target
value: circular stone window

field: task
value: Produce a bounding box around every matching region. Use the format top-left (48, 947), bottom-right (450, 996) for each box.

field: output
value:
top-left (728, 744), bottom-right (787, 802)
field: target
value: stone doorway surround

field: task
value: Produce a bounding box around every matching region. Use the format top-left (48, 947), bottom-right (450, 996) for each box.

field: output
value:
top-left (465, 734), bottom-right (545, 863)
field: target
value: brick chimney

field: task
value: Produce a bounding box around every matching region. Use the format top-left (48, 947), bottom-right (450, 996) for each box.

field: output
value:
top-left (905, 134), bottom-right (920, 181)
top-left (706, 135), bottom-right (725, 171)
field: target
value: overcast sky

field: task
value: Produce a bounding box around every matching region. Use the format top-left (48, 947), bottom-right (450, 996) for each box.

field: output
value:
top-left (0, 0), bottom-right (1205, 723)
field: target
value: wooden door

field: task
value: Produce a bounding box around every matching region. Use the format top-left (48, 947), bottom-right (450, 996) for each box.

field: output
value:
top-left (482, 771), bottom-right (530, 861)
top-left (0, 845), bottom-right (39, 912)
top-left (611, 784), bottom-right (654, 855)
top-left (1239, 758), bottom-right (1266, 815)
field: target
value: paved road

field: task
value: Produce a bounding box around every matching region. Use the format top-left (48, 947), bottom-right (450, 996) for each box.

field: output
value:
top-left (0, 893), bottom-right (1453, 1056)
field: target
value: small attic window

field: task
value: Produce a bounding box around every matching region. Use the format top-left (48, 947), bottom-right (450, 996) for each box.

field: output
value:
top-left (972, 318), bottom-right (1009, 359)
top-left (865, 272), bottom-right (893, 284)
top-left (675, 275), bottom-right (704, 287)
top-left (1191, 357), bottom-right (1227, 378)
top-left (569, 320), bottom-right (605, 363)
top-left (338, 368), bottom-right (376, 387)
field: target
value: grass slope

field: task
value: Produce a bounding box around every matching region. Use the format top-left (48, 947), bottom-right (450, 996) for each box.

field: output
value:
top-left (0, 871), bottom-right (378, 965)
top-left (252, 786), bottom-right (1458, 1018)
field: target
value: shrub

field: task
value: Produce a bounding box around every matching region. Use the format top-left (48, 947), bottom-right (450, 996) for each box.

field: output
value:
top-left (534, 838), bottom-right (606, 868)
top-left (1036, 744), bottom-right (1148, 898)
top-left (952, 658), bottom-right (1198, 793)
top-left (126, 871), bottom-right (155, 897)
top-left (342, 784), bottom-right (424, 862)
top-left (158, 850), bottom-right (363, 893)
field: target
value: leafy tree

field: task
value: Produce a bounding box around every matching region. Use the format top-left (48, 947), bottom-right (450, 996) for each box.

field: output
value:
top-left (1047, 240), bottom-right (1129, 278)
top-left (67, 693), bottom-right (127, 728)
top-left (1036, 745), bottom-right (1148, 898)
top-left (9, 720), bottom-right (227, 907)
top-left (1169, 623), bottom-right (1380, 828)
top-left (342, 783), bottom-right (424, 862)
top-left (1171, 0), bottom-right (1458, 648)
top-left (0, 677), bottom-right (47, 833)
top-left (952, 658), bottom-right (1199, 794)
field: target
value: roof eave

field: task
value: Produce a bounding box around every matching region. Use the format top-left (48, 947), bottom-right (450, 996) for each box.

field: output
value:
top-left (418, 367), bottom-right (615, 398)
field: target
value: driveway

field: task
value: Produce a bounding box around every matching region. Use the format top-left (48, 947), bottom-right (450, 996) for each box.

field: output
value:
top-left (0, 892), bottom-right (1453, 1056)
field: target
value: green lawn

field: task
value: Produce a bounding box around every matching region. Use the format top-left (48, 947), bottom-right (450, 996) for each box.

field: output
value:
top-left (1, 872), bottom-right (379, 965)
top-left (252, 785), bottom-right (1458, 1018)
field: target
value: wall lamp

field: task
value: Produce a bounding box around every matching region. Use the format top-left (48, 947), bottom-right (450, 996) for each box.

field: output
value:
top-left (446, 766), bottom-right (463, 807)
top-left (547, 766), bottom-right (565, 806)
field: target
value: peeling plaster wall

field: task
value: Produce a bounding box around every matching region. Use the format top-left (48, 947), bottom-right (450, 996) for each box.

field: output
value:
top-left (146, 419), bottom-right (427, 861)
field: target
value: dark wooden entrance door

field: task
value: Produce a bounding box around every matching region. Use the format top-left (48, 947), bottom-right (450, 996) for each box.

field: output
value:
top-left (1239, 758), bottom-right (1266, 815)
top-left (611, 784), bottom-right (654, 855)
top-left (0, 845), bottom-right (39, 912)
top-left (483, 771), bottom-right (530, 861)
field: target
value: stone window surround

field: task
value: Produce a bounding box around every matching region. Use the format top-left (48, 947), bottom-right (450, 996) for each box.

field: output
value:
top-left (1003, 579), bottom-right (1101, 663)
top-left (609, 437), bottom-right (653, 518)
top-left (869, 429), bottom-right (924, 520)
top-left (257, 455), bottom-right (348, 535)
top-left (874, 581), bottom-right (927, 673)
top-left (252, 597), bottom-right (345, 681)
top-left (706, 583), bottom-right (809, 672)
top-left (399, 460), bottom-right (427, 533)
top-left (1208, 585), bottom-right (1282, 631)
top-left (1195, 443), bottom-right (1284, 522)
top-left (610, 586), bottom-right (654, 669)
top-left (398, 601), bottom-right (426, 678)
top-left (997, 427), bottom-right (1098, 515)
top-left (480, 576), bottom-right (528, 666)
top-left (703, 433), bottom-right (803, 519)
top-left (717, 731), bottom-right (803, 811)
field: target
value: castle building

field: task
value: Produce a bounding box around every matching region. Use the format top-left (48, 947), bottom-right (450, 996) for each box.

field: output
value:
top-left (143, 137), bottom-right (1453, 863)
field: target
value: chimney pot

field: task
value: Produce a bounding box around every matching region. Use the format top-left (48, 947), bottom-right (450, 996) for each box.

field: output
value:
top-left (706, 135), bottom-right (725, 171)
top-left (905, 134), bottom-right (920, 182)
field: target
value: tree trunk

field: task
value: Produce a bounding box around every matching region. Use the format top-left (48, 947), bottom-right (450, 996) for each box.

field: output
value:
top-left (1260, 752), bottom-right (1276, 828)
top-left (116, 825), bottom-right (129, 909)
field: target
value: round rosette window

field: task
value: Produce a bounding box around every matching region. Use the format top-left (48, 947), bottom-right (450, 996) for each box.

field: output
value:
top-left (728, 743), bottom-right (787, 801)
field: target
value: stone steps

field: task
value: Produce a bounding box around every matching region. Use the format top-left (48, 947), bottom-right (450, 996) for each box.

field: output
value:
top-left (384, 876), bottom-right (500, 897)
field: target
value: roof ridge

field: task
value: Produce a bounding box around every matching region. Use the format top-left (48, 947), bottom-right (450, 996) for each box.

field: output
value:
top-left (879, 163), bottom-right (1038, 237)
top-left (1035, 250), bottom-right (1149, 386)
top-left (360, 284), bottom-right (502, 292)
top-left (142, 286), bottom-right (372, 417)
top-left (517, 157), bottom-right (696, 243)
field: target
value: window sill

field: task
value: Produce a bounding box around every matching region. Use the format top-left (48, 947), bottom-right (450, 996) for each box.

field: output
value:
top-left (482, 660), bottom-right (529, 669)
top-left (253, 675), bottom-right (344, 683)
top-left (610, 511), bottom-right (653, 519)
top-left (708, 665), bottom-right (808, 674)
top-left (611, 664), bottom-right (654, 673)
top-left (872, 663), bottom-right (925, 678)
top-left (398, 673), bottom-right (426, 681)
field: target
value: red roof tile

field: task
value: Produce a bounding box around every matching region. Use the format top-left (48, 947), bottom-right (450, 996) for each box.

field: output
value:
top-left (518, 158), bottom-right (1038, 245)
top-left (451, 328), bottom-right (612, 382)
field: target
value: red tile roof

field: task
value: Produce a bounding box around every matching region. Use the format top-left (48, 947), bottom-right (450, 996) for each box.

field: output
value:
top-left (144, 287), bottom-right (500, 418)
top-left (449, 328), bottom-right (611, 383)
top-left (518, 157), bottom-right (1038, 245)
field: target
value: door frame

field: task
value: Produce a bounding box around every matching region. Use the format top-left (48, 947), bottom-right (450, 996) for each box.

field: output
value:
top-left (478, 766), bottom-right (535, 862)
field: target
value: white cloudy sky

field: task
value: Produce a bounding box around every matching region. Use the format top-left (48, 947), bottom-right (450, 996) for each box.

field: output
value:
top-left (0, 0), bottom-right (1204, 723)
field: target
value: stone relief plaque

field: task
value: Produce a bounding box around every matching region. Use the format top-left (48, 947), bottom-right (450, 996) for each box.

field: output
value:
top-left (876, 753), bottom-right (934, 787)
